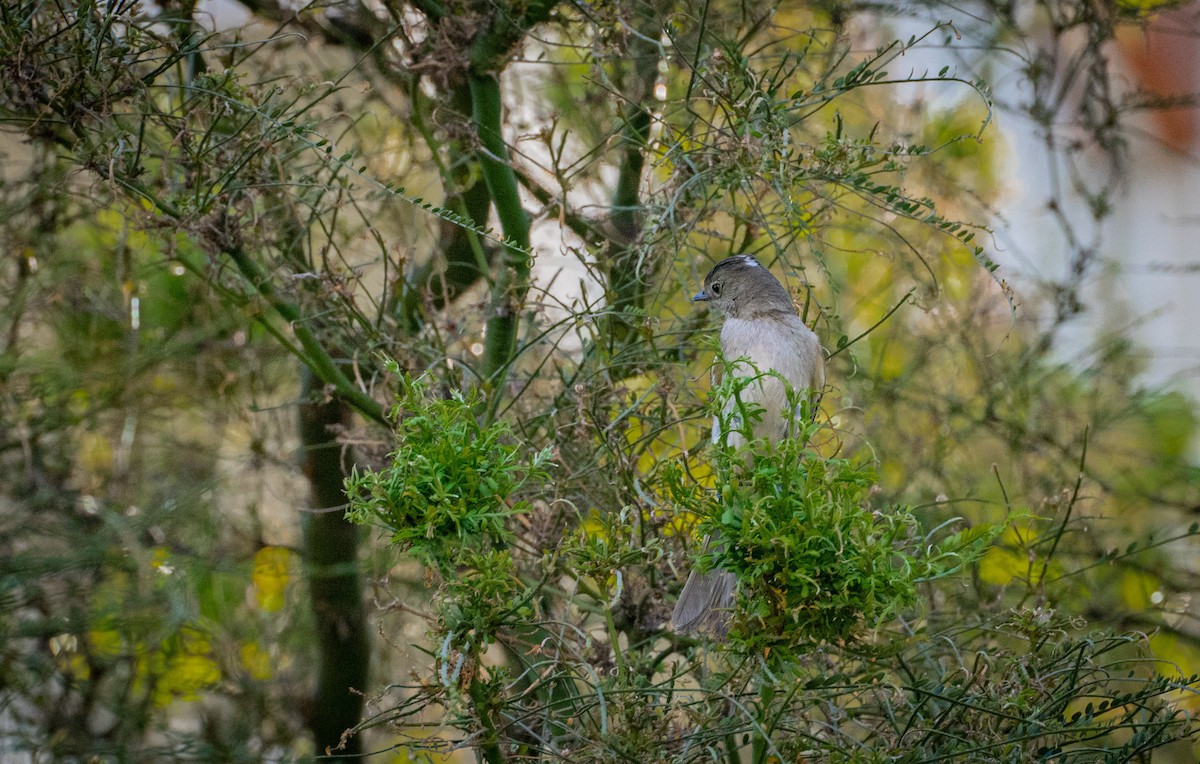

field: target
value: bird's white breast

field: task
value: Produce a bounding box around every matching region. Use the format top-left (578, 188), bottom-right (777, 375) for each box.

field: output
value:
top-left (716, 315), bottom-right (824, 446)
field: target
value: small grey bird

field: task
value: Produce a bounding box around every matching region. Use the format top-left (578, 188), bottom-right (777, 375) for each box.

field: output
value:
top-left (672, 253), bottom-right (826, 636)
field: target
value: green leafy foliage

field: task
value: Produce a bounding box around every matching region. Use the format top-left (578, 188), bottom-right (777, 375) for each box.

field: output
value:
top-left (664, 369), bottom-right (1001, 650)
top-left (706, 448), bottom-right (920, 647)
top-left (436, 549), bottom-right (532, 653)
top-left (344, 365), bottom-right (554, 572)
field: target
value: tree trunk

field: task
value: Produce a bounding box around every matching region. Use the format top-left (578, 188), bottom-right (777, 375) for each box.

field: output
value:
top-left (299, 367), bottom-right (369, 759)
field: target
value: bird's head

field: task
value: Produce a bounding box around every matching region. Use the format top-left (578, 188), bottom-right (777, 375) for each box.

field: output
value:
top-left (692, 254), bottom-right (796, 319)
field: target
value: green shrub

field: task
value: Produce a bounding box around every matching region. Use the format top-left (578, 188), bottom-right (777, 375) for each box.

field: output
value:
top-left (666, 367), bottom-right (1001, 650)
top-left (344, 365), bottom-right (554, 574)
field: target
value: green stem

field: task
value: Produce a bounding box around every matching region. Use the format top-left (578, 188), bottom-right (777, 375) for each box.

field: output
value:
top-left (725, 732), bottom-right (741, 764)
top-left (396, 80), bottom-right (495, 333)
top-left (467, 0), bottom-right (558, 73)
top-left (752, 680), bottom-right (777, 764)
top-left (604, 605), bottom-right (628, 684)
top-left (111, 176), bottom-right (385, 425)
top-left (224, 245), bottom-right (386, 425)
top-left (604, 4), bottom-right (660, 353)
top-left (604, 100), bottom-right (652, 349)
top-left (470, 71), bottom-right (533, 390)
top-left (513, 167), bottom-right (608, 246)
top-left (468, 674), bottom-right (508, 764)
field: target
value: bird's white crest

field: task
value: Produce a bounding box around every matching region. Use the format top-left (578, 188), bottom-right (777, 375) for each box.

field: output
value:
top-left (733, 254), bottom-right (761, 268)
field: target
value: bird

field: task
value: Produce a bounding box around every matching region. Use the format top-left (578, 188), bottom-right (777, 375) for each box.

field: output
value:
top-left (672, 253), bottom-right (826, 636)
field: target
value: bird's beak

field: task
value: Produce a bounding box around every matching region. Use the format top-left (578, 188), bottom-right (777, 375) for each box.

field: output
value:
top-left (692, 289), bottom-right (711, 302)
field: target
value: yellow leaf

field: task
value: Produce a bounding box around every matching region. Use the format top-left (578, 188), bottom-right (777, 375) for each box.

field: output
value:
top-left (977, 546), bottom-right (1027, 586)
top-left (252, 546), bottom-right (292, 612)
top-left (77, 431), bottom-right (114, 475)
top-left (50, 634), bottom-right (91, 680)
top-left (240, 641), bottom-right (273, 681)
top-left (178, 625), bottom-right (213, 654)
top-left (1120, 569), bottom-right (1161, 611)
top-left (662, 509), bottom-right (699, 539)
top-left (155, 652), bottom-right (220, 705)
top-left (89, 628), bottom-right (124, 659)
top-left (1115, 0), bottom-right (1186, 16)
top-left (580, 511), bottom-right (605, 539)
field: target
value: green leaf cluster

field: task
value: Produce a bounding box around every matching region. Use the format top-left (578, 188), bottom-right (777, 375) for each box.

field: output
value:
top-left (437, 548), bottom-right (532, 644)
top-left (667, 369), bottom-right (999, 650)
top-left (344, 367), bottom-right (554, 572)
top-left (712, 445), bottom-right (918, 648)
top-left (667, 423), bottom-right (922, 649)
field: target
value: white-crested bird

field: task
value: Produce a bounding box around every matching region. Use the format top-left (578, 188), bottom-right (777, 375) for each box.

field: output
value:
top-left (672, 253), bottom-right (826, 636)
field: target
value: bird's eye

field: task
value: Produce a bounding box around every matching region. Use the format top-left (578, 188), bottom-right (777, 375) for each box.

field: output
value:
top-left (710, 282), bottom-right (722, 295)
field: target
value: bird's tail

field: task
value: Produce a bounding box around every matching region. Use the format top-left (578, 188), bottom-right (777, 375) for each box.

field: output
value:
top-left (672, 565), bottom-right (736, 638)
